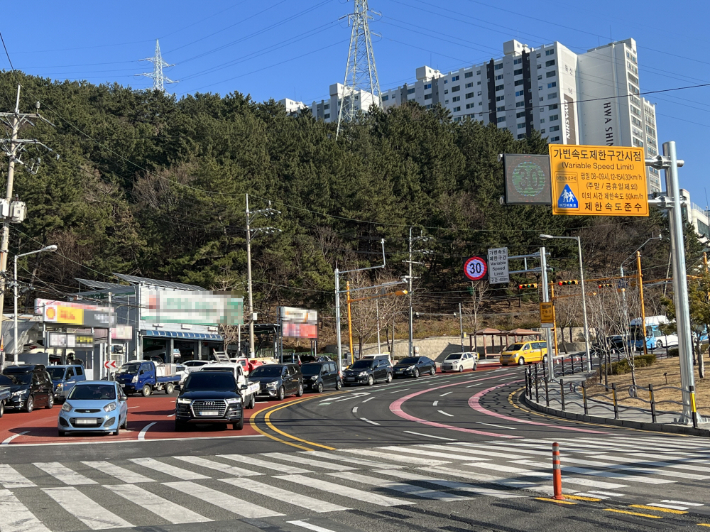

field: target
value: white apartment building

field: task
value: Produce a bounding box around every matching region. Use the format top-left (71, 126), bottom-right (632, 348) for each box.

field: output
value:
top-left (281, 83), bottom-right (379, 123)
top-left (680, 189), bottom-right (710, 243)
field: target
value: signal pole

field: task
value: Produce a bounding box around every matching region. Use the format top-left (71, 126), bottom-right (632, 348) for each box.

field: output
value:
top-left (0, 86), bottom-right (55, 369)
top-left (405, 228), bottom-right (431, 357)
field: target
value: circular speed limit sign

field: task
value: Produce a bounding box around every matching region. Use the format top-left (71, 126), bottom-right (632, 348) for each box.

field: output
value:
top-left (463, 256), bottom-right (488, 281)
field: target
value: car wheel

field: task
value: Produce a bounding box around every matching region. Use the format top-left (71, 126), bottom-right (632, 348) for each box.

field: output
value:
top-left (142, 385), bottom-right (152, 397)
top-left (277, 386), bottom-right (285, 401)
top-left (247, 395), bottom-right (255, 409)
top-left (517, 357), bottom-right (525, 366)
top-left (413, 369), bottom-right (420, 379)
top-left (296, 383), bottom-right (304, 397)
top-left (473, 362), bottom-right (478, 371)
top-left (386, 373), bottom-right (392, 383)
top-left (25, 395), bottom-right (34, 413)
top-left (233, 417), bottom-right (244, 430)
top-left (367, 375), bottom-right (374, 386)
top-left (0, 401), bottom-right (4, 418)
top-left (656, 340), bottom-right (663, 349)
top-left (335, 379), bottom-right (342, 390)
top-left (114, 426), bottom-right (121, 436)
top-left (165, 383), bottom-right (175, 395)
top-left (316, 382), bottom-right (323, 393)
top-left (122, 415), bottom-right (128, 429)
top-left (175, 421), bottom-right (187, 432)
top-left (45, 394), bottom-right (54, 409)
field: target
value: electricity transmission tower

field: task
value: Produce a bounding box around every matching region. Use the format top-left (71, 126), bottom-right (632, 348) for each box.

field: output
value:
top-left (336, 0), bottom-right (382, 138)
top-left (138, 40), bottom-right (176, 92)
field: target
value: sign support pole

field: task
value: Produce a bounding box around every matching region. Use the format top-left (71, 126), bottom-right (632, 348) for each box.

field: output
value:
top-left (540, 247), bottom-right (555, 380)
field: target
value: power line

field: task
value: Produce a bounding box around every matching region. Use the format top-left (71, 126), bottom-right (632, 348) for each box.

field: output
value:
top-left (0, 31), bottom-right (15, 71)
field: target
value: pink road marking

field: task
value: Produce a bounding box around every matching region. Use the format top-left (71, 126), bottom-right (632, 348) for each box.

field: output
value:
top-left (389, 372), bottom-right (522, 439)
top-left (468, 381), bottom-right (608, 434)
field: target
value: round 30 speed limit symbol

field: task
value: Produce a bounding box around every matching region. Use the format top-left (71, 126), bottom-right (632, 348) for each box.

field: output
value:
top-left (463, 256), bottom-right (488, 281)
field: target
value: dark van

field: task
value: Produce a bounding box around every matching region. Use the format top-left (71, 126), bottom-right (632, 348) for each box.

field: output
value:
top-left (1, 365), bottom-right (55, 412)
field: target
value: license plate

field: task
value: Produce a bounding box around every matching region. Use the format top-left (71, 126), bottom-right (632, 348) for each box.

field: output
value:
top-left (345, 377), bottom-right (355, 381)
top-left (75, 418), bottom-right (96, 425)
top-left (199, 411), bottom-right (219, 416)
top-left (120, 384), bottom-right (125, 388)
top-left (396, 370), bottom-right (403, 373)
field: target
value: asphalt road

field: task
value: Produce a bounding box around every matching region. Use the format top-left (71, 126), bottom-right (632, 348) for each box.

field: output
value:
top-left (1, 365), bottom-right (709, 532)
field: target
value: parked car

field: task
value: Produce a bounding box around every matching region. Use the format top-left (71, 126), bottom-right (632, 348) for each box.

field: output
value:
top-left (182, 360), bottom-right (211, 372)
top-left (301, 361), bottom-right (342, 393)
top-left (114, 361), bottom-right (181, 396)
top-left (1, 365), bottom-right (55, 412)
top-left (198, 363), bottom-right (259, 408)
top-left (281, 354), bottom-right (302, 366)
top-left (440, 352), bottom-right (478, 373)
top-left (0, 384), bottom-right (10, 417)
top-left (500, 342), bottom-right (548, 366)
top-left (58, 381), bottom-right (128, 436)
top-left (361, 353), bottom-right (393, 367)
top-left (175, 364), bottom-right (189, 388)
top-left (343, 358), bottom-right (393, 386)
top-left (393, 356), bottom-right (436, 378)
top-left (46, 364), bottom-right (87, 402)
top-left (175, 371), bottom-right (245, 431)
top-left (249, 363), bottom-right (303, 400)
top-left (300, 355), bottom-right (332, 364)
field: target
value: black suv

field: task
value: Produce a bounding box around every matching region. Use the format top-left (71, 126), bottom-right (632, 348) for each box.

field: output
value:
top-left (249, 363), bottom-right (303, 400)
top-left (343, 358), bottom-right (392, 386)
top-left (175, 371), bottom-right (245, 431)
top-left (393, 356), bottom-right (437, 378)
top-left (1, 365), bottom-right (54, 412)
top-left (301, 361), bottom-right (342, 393)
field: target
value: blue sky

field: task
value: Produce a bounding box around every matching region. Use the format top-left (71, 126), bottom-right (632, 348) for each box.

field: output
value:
top-left (2, 0), bottom-right (709, 206)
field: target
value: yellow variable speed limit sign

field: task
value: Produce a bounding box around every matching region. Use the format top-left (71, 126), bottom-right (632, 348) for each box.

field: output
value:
top-left (550, 145), bottom-right (648, 217)
top-left (540, 302), bottom-right (555, 329)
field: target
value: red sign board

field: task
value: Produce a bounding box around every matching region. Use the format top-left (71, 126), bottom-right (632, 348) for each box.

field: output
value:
top-left (104, 360), bottom-right (117, 370)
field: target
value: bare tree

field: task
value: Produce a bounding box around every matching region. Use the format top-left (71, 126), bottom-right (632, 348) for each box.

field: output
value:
top-left (462, 281), bottom-right (489, 351)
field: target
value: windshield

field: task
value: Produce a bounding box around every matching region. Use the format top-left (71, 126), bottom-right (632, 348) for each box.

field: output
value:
top-left (301, 363), bottom-right (322, 376)
top-left (69, 384), bottom-right (116, 401)
top-left (250, 366), bottom-right (282, 377)
top-left (505, 343), bottom-right (525, 351)
top-left (201, 368), bottom-right (234, 374)
top-left (0, 372), bottom-right (31, 385)
top-left (445, 354), bottom-right (462, 360)
top-left (184, 372), bottom-right (236, 392)
top-left (398, 357), bottom-right (419, 365)
top-left (118, 363), bottom-right (141, 374)
top-left (47, 367), bottom-right (66, 380)
top-left (351, 360), bottom-right (374, 369)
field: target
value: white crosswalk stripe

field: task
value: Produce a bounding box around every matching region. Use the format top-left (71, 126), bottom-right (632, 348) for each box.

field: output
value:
top-left (34, 462), bottom-right (97, 486)
top-left (340, 448), bottom-right (449, 465)
top-left (174, 456), bottom-right (262, 477)
top-left (333, 471), bottom-right (468, 501)
top-left (129, 457), bottom-right (209, 480)
top-left (276, 474), bottom-right (414, 507)
top-left (373, 469), bottom-right (524, 499)
top-left (304, 450), bottom-right (404, 470)
top-left (81, 461), bottom-right (154, 484)
top-left (106, 484), bottom-right (211, 524)
top-left (219, 454), bottom-right (313, 474)
top-left (43, 487), bottom-right (132, 530)
top-left (263, 453), bottom-right (356, 471)
top-left (220, 478), bottom-right (350, 513)
top-left (0, 465), bottom-right (35, 488)
top-left (0, 489), bottom-right (51, 532)
top-left (165, 481), bottom-right (283, 518)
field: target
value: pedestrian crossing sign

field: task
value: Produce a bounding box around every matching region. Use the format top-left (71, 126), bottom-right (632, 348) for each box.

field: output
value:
top-left (557, 184), bottom-right (579, 210)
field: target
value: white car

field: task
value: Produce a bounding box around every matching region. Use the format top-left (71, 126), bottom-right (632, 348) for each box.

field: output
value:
top-left (182, 360), bottom-right (210, 373)
top-left (440, 352), bottom-right (478, 373)
top-left (175, 364), bottom-right (188, 387)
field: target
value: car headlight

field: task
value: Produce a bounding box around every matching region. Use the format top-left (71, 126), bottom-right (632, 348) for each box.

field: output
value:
top-left (266, 382), bottom-right (278, 389)
top-left (103, 402), bottom-right (117, 412)
top-left (310, 376), bottom-right (318, 381)
top-left (358, 371), bottom-right (369, 377)
top-left (177, 398), bottom-right (192, 404)
top-left (61, 403), bottom-right (72, 412)
top-left (225, 397), bottom-right (242, 405)
top-left (408, 365), bottom-right (416, 370)
top-left (11, 390), bottom-right (26, 397)
top-left (55, 383), bottom-right (63, 390)
top-left (131, 376), bottom-right (138, 383)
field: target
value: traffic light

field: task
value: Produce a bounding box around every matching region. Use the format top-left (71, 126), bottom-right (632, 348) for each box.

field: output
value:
top-left (467, 285), bottom-right (474, 295)
top-left (558, 280), bottom-right (579, 286)
top-left (518, 283), bottom-right (538, 290)
top-left (598, 283), bottom-right (613, 288)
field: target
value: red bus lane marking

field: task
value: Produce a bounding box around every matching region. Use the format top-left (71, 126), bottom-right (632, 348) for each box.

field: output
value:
top-left (389, 372), bottom-right (522, 439)
top-left (468, 380), bottom-right (608, 434)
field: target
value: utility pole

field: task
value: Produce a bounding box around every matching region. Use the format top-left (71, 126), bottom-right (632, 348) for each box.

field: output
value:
top-left (0, 86), bottom-right (55, 370)
top-left (245, 194), bottom-right (280, 359)
top-left (458, 302), bottom-right (464, 352)
top-left (405, 228), bottom-right (431, 357)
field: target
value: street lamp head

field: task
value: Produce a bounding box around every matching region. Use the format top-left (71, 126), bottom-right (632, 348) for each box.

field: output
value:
top-left (42, 245), bottom-right (58, 252)
top-left (539, 234), bottom-right (554, 239)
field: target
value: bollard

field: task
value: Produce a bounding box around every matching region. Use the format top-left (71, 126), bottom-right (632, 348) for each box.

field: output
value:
top-left (552, 442), bottom-right (564, 500)
top-left (543, 357), bottom-right (547, 380)
top-left (649, 383), bottom-right (657, 423)
top-left (571, 355), bottom-right (575, 374)
top-left (544, 375), bottom-right (550, 407)
top-left (690, 385), bottom-right (699, 429)
top-left (560, 378), bottom-right (565, 411)
top-left (582, 381), bottom-right (588, 415)
top-left (534, 363), bottom-right (539, 403)
top-left (561, 355), bottom-right (565, 376)
top-left (612, 383), bottom-right (618, 419)
top-left (526, 367), bottom-right (531, 399)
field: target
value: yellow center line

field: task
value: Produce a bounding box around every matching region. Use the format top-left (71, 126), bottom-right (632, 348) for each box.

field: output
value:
top-left (535, 497), bottom-right (577, 505)
top-left (630, 504), bottom-right (687, 515)
top-left (265, 399), bottom-right (337, 451)
top-left (564, 494), bottom-right (602, 502)
top-left (604, 508), bottom-right (662, 519)
top-left (697, 523), bottom-right (710, 527)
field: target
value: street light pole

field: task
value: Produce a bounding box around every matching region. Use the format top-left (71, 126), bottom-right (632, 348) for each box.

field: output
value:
top-left (408, 227), bottom-right (413, 357)
top-left (246, 194), bottom-right (254, 358)
top-left (14, 245), bottom-right (57, 364)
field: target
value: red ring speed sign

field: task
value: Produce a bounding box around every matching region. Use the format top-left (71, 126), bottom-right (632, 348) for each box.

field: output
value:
top-left (463, 256), bottom-right (488, 281)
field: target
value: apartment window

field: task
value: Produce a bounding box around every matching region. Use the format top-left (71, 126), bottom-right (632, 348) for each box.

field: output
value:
top-left (500, 127), bottom-right (508, 131)
top-left (496, 74), bottom-right (504, 81)
top-left (407, 88), bottom-right (415, 94)
top-left (465, 82), bottom-right (473, 88)
top-left (477, 81), bottom-right (482, 85)
top-left (516, 101), bottom-right (525, 107)
top-left (514, 68), bottom-right (523, 76)
top-left (630, 95), bottom-right (641, 107)
top-left (514, 79), bottom-right (524, 86)
top-left (497, 106), bottom-right (505, 111)
top-left (466, 103), bottom-right (475, 109)
top-left (452, 96), bottom-right (460, 102)
top-left (518, 134), bottom-right (526, 139)
top-left (629, 83), bottom-right (640, 95)
top-left (632, 117), bottom-right (642, 127)
top-left (444, 89), bottom-right (449, 94)
top-left (495, 84), bottom-right (504, 91)
top-left (445, 100), bottom-right (449, 104)
top-left (546, 59), bottom-right (556, 67)
top-left (453, 106), bottom-right (461, 112)
top-left (466, 92), bottom-right (474, 99)
top-left (465, 72), bottom-right (473, 78)
top-left (444, 80), bottom-right (448, 84)
top-left (628, 73), bottom-right (639, 85)
top-left (633, 137), bottom-right (644, 147)
top-left (494, 63), bottom-right (503, 70)
top-left (548, 93), bottom-right (558, 99)
top-left (547, 82), bottom-right (557, 88)
top-left (536, 53), bottom-right (541, 58)
top-left (476, 70), bottom-right (481, 75)
top-left (537, 75), bottom-right (542, 80)
top-left (518, 123), bottom-right (526, 129)
top-left (452, 75), bottom-right (459, 81)
top-left (546, 71), bottom-right (556, 78)
top-left (514, 58), bottom-right (522, 65)
top-left (539, 86), bottom-right (543, 91)
top-left (381, 96), bottom-right (388, 102)
top-left (631, 106), bottom-right (641, 117)
top-left (515, 90), bottom-right (524, 97)
top-left (426, 104), bottom-right (432, 109)
top-left (550, 136), bottom-right (560, 141)
top-left (541, 129), bottom-right (545, 134)
top-left (550, 114), bottom-right (559, 121)
top-left (549, 125), bottom-right (560, 132)
top-left (497, 116), bottom-right (506, 123)
top-left (540, 118), bottom-right (545, 124)
top-left (451, 85), bottom-right (460, 92)
top-left (424, 83), bottom-right (432, 89)
top-left (324, 114), bottom-right (330, 119)
top-left (646, 125), bottom-right (656, 137)
top-left (479, 102), bottom-right (483, 106)
top-left (546, 49), bottom-right (555, 56)
top-left (496, 95), bottom-right (505, 101)
top-left (424, 94), bottom-right (432, 100)
top-left (548, 104), bottom-right (558, 110)
top-left (324, 104), bottom-right (330, 109)
top-left (477, 91), bottom-right (482, 96)
top-left (516, 111), bottom-right (526, 118)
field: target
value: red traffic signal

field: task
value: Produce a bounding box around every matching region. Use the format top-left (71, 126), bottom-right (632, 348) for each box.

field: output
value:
top-left (558, 280), bottom-right (580, 286)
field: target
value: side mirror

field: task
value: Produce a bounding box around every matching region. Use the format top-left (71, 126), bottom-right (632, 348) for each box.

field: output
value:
top-left (241, 384), bottom-right (248, 390)
top-left (119, 396), bottom-right (127, 402)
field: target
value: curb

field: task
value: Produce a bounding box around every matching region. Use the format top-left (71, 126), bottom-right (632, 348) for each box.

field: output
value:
top-left (520, 391), bottom-right (710, 437)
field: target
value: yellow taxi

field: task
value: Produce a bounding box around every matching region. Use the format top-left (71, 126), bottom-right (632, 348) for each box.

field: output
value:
top-left (499, 341), bottom-right (548, 366)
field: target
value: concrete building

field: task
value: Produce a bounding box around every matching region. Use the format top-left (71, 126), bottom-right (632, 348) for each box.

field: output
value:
top-left (680, 189), bottom-right (710, 243)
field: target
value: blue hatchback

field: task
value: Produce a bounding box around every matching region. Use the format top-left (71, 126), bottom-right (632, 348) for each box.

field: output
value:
top-left (57, 381), bottom-right (128, 437)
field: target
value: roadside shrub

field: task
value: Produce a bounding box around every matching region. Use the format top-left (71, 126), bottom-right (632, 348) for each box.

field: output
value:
top-left (608, 354), bottom-right (656, 375)
top-left (668, 348), bottom-right (679, 357)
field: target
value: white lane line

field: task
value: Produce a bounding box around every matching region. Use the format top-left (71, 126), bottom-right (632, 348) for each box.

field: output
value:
top-left (304, 451), bottom-right (403, 470)
top-left (288, 520), bottom-right (338, 532)
top-left (440, 392), bottom-right (452, 397)
top-left (377, 445), bottom-right (481, 462)
top-left (82, 461), bottom-right (154, 484)
top-left (174, 456), bottom-right (262, 477)
top-left (106, 484), bottom-right (210, 524)
top-left (221, 478), bottom-right (349, 513)
top-left (362, 397), bottom-right (374, 403)
top-left (437, 410), bottom-right (453, 417)
top-left (319, 403), bottom-right (331, 406)
top-left (476, 422), bottom-right (516, 430)
top-left (589, 490), bottom-right (625, 497)
top-left (34, 462), bottom-right (96, 486)
top-left (340, 448), bottom-right (449, 466)
top-left (575, 492), bottom-right (610, 499)
top-left (0, 464), bottom-right (35, 488)
top-left (352, 407), bottom-right (358, 414)
top-left (360, 417), bottom-right (380, 426)
top-left (466, 384), bottom-right (480, 388)
top-left (277, 474), bottom-right (413, 507)
top-left (43, 487), bottom-right (132, 529)
top-left (0, 488), bottom-right (52, 532)
top-left (263, 453), bottom-right (355, 472)
top-left (644, 502), bottom-right (691, 511)
top-left (1, 431), bottom-right (29, 445)
top-left (432, 401), bottom-right (438, 406)
top-left (220, 455), bottom-right (312, 475)
top-left (165, 481), bottom-right (282, 518)
top-left (129, 457), bottom-right (209, 480)
top-left (138, 422), bottom-right (156, 441)
top-left (661, 500), bottom-right (704, 506)
top-left (403, 431), bottom-right (456, 441)
top-left (332, 471), bottom-right (467, 501)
